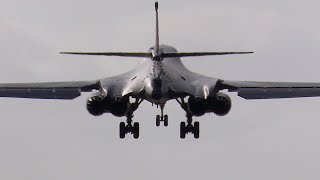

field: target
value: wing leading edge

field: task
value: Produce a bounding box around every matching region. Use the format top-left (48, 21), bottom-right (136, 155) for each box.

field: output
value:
top-left (0, 81), bottom-right (99, 99)
top-left (220, 80), bottom-right (320, 99)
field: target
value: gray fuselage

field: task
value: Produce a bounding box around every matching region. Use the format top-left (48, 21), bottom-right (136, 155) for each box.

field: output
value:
top-left (99, 45), bottom-right (219, 104)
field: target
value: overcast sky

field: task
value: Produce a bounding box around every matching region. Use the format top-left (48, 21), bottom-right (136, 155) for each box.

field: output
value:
top-left (0, 0), bottom-right (320, 179)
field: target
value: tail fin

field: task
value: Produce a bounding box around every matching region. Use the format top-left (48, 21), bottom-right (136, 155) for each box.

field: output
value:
top-left (60, 2), bottom-right (253, 59)
top-left (155, 1), bottom-right (160, 54)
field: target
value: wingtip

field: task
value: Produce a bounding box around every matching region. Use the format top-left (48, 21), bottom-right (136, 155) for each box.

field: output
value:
top-left (60, 52), bottom-right (74, 55)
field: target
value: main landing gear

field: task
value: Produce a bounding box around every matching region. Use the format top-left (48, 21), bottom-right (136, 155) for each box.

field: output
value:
top-left (180, 114), bottom-right (199, 139)
top-left (119, 99), bottom-right (143, 139)
top-left (156, 104), bottom-right (168, 127)
top-left (119, 114), bottom-right (139, 139)
top-left (176, 98), bottom-right (200, 139)
top-left (118, 98), bottom-right (201, 139)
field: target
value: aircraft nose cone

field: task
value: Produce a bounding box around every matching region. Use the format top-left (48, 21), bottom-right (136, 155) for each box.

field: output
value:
top-left (151, 78), bottom-right (162, 100)
top-left (152, 90), bottom-right (162, 100)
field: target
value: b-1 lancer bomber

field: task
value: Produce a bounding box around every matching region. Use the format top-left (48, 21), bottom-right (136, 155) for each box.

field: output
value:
top-left (2, 2), bottom-right (320, 139)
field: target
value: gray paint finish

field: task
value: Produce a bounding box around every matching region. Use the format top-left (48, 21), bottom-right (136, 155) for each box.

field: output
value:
top-left (2, 43), bottom-right (320, 102)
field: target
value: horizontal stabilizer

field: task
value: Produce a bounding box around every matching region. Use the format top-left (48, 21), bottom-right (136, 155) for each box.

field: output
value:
top-left (60, 52), bottom-right (152, 58)
top-left (60, 51), bottom-right (253, 59)
top-left (162, 51), bottom-right (253, 58)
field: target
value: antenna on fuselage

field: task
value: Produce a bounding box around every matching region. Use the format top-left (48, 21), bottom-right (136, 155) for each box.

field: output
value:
top-left (155, 1), bottom-right (160, 55)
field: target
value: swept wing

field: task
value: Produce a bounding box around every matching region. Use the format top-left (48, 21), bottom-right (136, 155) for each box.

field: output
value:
top-left (0, 81), bottom-right (99, 99)
top-left (220, 80), bottom-right (320, 99)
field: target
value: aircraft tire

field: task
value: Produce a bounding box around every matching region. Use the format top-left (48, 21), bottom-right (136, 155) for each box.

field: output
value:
top-left (120, 122), bottom-right (126, 139)
top-left (194, 121), bottom-right (200, 139)
top-left (156, 115), bottom-right (160, 126)
top-left (180, 122), bottom-right (186, 139)
top-left (133, 122), bottom-right (140, 139)
top-left (164, 115), bottom-right (168, 127)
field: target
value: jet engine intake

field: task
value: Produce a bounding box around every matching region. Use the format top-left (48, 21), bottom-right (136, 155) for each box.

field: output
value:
top-left (188, 93), bottom-right (232, 116)
top-left (110, 99), bottom-right (131, 117)
top-left (86, 94), bottom-right (131, 117)
top-left (86, 94), bottom-right (108, 116)
top-left (207, 93), bottom-right (232, 116)
top-left (188, 97), bottom-right (207, 116)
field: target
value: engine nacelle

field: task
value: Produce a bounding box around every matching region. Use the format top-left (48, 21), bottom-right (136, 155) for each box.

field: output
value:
top-left (109, 100), bottom-right (131, 117)
top-left (86, 94), bottom-right (108, 116)
top-left (207, 93), bottom-right (232, 116)
top-left (86, 94), bottom-right (130, 117)
top-left (188, 93), bottom-right (232, 116)
top-left (188, 97), bottom-right (207, 116)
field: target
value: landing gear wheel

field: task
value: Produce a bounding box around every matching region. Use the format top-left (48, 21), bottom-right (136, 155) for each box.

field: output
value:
top-left (133, 122), bottom-right (139, 139)
top-left (119, 122), bottom-right (126, 139)
top-left (180, 113), bottom-right (200, 139)
top-left (155, 114), bottom-right (169, 127)
top-left (156, 115), bottom-right (160, 126)
top-left (180, 122), bottom-right (186, 139)
top-left (163, 115), bottom-right (168, 127)
top-left (118, 98), bottom-right (143, 139)
top-left (194, 121), bottom-right (200, 139)
top-left (156, 104), bottom-right (169, 127)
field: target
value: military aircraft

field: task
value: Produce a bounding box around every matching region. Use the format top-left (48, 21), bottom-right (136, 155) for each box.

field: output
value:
top-left (2, 2), bottom-right (320, 139)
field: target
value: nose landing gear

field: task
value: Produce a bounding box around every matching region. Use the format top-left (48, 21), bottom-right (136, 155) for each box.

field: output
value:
top-left (155, 104), bottom-right (168, 127)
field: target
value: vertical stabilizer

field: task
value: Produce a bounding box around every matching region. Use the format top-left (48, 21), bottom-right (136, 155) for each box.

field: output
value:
top-left (60, 2), bottom-right (253, 59)
top-left (155, 1), bottom-right (160, 54)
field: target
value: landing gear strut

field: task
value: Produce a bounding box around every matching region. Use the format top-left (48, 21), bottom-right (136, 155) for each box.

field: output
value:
top-left (119, 99), bottom-right (143, 139)
top-left (176, 98), bottom-right (200, 139)
top-left (156, 104), bottom-right (168, 127)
